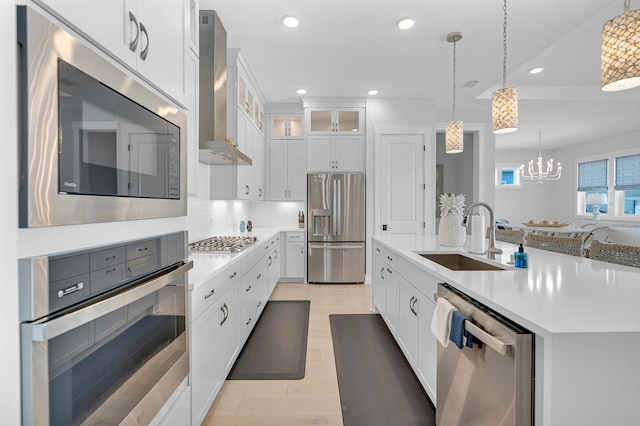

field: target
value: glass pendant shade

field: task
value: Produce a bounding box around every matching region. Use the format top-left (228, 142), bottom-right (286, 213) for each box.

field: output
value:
top-left (492, 87), bottom-right (518, 134)
top-left (446, 121), bottom-right (463, 153)
top-left (601, 7), bottom-right (640, 91)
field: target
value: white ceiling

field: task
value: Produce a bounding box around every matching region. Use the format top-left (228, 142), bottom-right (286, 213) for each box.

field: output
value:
top-left (203, 0), bottom-right (640, 150)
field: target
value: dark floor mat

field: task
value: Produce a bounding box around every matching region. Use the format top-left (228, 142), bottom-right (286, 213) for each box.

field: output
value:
top-left (229, 300), bottom-right (310, 380)
top-left (329, 313), bottom-right (436, 426)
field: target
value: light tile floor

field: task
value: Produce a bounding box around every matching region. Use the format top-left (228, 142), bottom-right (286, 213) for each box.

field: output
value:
top-left (203, 282), bottom-right (372, 425)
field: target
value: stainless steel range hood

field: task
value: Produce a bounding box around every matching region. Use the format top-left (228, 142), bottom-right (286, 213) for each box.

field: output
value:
top-left (199, 11), bottom-right (251, 166)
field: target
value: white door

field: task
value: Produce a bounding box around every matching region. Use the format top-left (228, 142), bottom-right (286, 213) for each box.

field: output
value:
top-left (378, 127), bottom-right (430, 240)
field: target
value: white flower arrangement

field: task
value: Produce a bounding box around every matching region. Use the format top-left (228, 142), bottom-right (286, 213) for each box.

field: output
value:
top-left (439, 193), bottom-right (465, 216)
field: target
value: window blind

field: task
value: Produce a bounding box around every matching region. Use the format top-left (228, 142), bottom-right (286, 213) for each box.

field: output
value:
top-left (615, 154), bottom-right (640, 190)
top-left (577, 159), bottom-right (608, 192)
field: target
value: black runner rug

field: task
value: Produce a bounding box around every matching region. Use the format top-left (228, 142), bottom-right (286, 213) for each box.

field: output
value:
top-left (229, 300), bottom-right (310, 380)
top-left (330, 313), bottom-right (435, 426)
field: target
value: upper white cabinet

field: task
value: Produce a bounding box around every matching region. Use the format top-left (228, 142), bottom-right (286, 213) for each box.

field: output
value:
top-left (271, 114), bottom-right (304, 139)
top-left (307, 135), bottom-right (363, 172)
top-left (209, 49), bottom-right (265, 201)
top-left (35, 0), bottom-right (188, 105)
top-left (305, 108), bottom-right (364, 134)
top-left (269, 139), bottom-right (306, 201)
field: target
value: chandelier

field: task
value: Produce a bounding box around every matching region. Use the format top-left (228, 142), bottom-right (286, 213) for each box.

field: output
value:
top-left (520, 133), bottom-right (561, 183)
top-left (446, 32), bottom-right (463, 153)
top-left (492, 0), bottom-right (518, 134)
top-left (601, 0), bottom-right (640, 91)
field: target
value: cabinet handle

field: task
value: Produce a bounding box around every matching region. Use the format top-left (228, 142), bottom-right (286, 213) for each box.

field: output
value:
top-left (409, 296), bottom-right (415, 315)
top-left (128, 12), bottom-right (139, 52)
top-left (274, 250), bottom-right (278, 260)
top-left (387, 268), bottom-right (392, 275)
top-left (257, 273), bottom-right (262, 279)
top-left (387, 255), bottom-right (393, 262)
top-left (104, 267), bottom-right (117, 274)
top-left (376, 247), bottom-right (381, 253)
top-left (139, 22), bottom-right (149, 60)
top-left (301, 246), bottom-right (304, 254)
top-left (105, 255), bottom-right (117, 261)
top-left (380, 267), bottom-right (385, 279)
top-left (245, 185), bottom-right (250, 195)
top-left (257, 300), bottom-right (262, 308)
top-left (246, 318), bottom-right (252, 325)
top-left (258, 188), bottom-right (262, 197)
top-left (220, 303), bottom-right (229, 326)
top-left (204, 288), bottom-right (215, 299)
top-left (229, 272), bottom-right (237, 279)
top-left (268, 256), bottom-right (272, 266)
top-left (57, 282), bottom-right (84, 299)
top-left (246, 285), bottom-right (252, 292)
top-left (245, 102), bottom-right (250, 113)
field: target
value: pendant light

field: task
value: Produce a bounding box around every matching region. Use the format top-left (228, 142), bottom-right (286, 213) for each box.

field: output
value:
top-left (492, 0), bottom-right (518, 134)
top-left (601, 0), bottom-right (640, 91)
top-left (446, 32), bottom-right (463, 154)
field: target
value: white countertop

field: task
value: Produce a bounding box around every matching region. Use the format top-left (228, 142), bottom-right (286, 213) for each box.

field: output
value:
top-left (374, 234), bottom-right (640, 336)
top-left (188, 228), bottom-right (301, 289)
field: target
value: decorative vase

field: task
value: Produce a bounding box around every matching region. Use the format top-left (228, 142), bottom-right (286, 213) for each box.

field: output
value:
top-left (438, 193), bottom-right (467, 247)
top-left (438, 211), bottom-right (467, 247)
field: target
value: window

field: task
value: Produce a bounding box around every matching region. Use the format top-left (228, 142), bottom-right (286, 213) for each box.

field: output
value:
top-left (495, 164), bottom-right (522, 188)
top-left (615, 154), bottom-right (640, 216)
top-left (576, 151), bottom-right (640, 221)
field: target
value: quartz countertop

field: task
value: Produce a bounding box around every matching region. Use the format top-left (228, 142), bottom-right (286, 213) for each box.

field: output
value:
top-left (373, 234), bottom-right (640, 336)
top-left (188, 228), bottom-right (298, 289)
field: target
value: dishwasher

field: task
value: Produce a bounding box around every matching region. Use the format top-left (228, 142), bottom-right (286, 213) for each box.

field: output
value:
top-left (435, 283), bottom-right (534, 426)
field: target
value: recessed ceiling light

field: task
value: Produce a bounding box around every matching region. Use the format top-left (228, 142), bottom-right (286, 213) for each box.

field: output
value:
top-left (367, 89), bottom-right (379, 95)
top-left (397, 18), bottom-right (415, 30)
top-left (283, 16), bottom-right (300, 28)
top-left (529, 66), bottom-right (544, 74)
top-left (296, 88), bottom-right (307, 95)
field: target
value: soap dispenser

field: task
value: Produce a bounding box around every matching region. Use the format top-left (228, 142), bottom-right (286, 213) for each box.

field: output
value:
top-left (514, 244), bottom-right (528, 268)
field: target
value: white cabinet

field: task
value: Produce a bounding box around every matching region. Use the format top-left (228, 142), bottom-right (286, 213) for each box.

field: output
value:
top-left (372, 248), bottom-right (386, 315)
top-left (190, 300), bottom-right (220, 424)
top-left (263, 236), bottom-right (282, 295)
top-left (306, 108), bottom-right (364, 134)
top-left (209, 50), bottom-right (265, 201)
top-left (269, 139), bottom-right (306, 200)
top-left (189, 262), bottom-right (240, 425)
top-left (36, 0), bottom-right (187, 105)
top-left (397, 276), bottom-right (419, 366)
top-left (218, 283), bottom-right (240, 378)
top-left (284, 232), bottom-right (305, 280)
top-left (416, 291), bottom-right (437, 401)
top-left (307, 135), bottom-right (364, 172)
top-left (271, 114), bottom-right (304, 138)
top-left (185, 50), bottom-right (199, 195)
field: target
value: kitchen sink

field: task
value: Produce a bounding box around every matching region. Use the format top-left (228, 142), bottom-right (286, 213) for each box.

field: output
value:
top-left (417, 253), bottom-right (507, 271)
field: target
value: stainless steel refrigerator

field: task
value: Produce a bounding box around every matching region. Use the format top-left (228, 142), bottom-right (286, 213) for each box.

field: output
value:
top-left (307, 173), bottom-right (365, 283)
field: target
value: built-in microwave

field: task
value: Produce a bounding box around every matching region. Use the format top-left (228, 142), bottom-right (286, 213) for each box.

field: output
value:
top-left (17, 6), bottom-right (187, 228)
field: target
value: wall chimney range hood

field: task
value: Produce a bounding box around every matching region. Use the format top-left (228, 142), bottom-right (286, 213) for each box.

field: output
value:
top-left (199, 10), bottom-right (251, 166)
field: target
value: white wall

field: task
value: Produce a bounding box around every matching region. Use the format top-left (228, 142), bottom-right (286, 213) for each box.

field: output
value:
top-left (1, 2), bottom-right (21, 422)
top-left (495, 129), bottom-right (640, 225)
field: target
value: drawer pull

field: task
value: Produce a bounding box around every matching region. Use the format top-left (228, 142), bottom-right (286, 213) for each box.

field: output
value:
top-left (104, 267), bottom-right (117, 274)
top-left (135, 247), bottom-right (149, 254)
top-left (257, 301), bottom-right (262, 308)
top-left (105, 255), bottom-right (117, 261)
top-left (257, 273), bottom-right (262, 279)
top-left (204, 288), bottom-right (215, 299)
top-left (246, 285), bottom-right (252, 292)
top-left (229, 272), bottom-right (237, 279)
top-left (57, 282), bottom-right (84, 299)
top-left (246, 318), bottom-right (252, 325)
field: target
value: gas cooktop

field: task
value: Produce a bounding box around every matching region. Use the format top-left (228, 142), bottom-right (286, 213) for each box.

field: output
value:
top-left (189, 236), bottom-right (257, 254)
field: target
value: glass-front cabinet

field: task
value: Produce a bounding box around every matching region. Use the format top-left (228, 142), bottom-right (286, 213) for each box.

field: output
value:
top-left (271, 114), bottom-right (303, 138)
top-left (306, 108), bottom-right (364, 134)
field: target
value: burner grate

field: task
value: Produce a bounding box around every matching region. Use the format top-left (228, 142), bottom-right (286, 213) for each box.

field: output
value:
top-left (189, 236), bottom-right (257, 254)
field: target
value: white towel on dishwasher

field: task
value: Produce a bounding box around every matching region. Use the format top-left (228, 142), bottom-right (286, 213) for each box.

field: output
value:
top-left (431, 297), bottom-right (457, 348)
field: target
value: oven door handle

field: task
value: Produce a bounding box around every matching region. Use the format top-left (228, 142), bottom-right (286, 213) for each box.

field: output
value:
top-left (30, 260), bottom-right (193, 342)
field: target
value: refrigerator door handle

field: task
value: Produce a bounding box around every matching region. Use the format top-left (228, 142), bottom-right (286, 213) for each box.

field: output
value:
top-left (309, 243), bottom-right (364, 250)
top-left (332, 179), bottom-right (342, 237)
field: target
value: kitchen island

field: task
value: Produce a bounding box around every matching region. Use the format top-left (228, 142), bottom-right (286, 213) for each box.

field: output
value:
top-left (373, 234), bottom-right (640, 426)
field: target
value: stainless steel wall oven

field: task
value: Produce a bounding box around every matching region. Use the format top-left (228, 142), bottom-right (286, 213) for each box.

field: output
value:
top-left (19, 232), bottom-right (192, 425)
top-left (17, 6), bottom-right (187, 228)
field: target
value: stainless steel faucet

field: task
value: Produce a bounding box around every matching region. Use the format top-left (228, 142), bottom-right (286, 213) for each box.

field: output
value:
top-left (462, 202), bottom-right (503, 260)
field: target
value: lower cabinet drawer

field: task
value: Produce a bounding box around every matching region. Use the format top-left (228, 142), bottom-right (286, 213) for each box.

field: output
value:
top-left (90, 264), bottom-right (126, 295)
